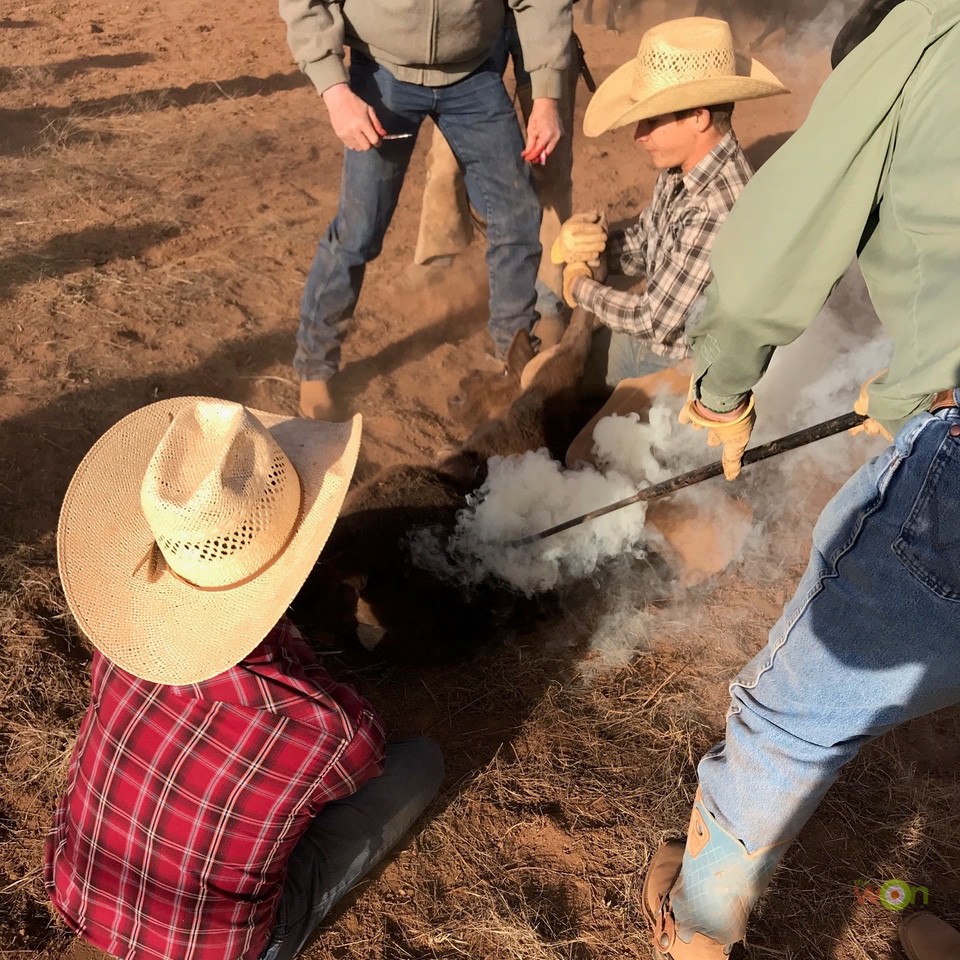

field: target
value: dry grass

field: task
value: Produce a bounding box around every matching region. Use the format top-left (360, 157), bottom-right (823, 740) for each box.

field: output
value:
top-left (1, 10), bottom-right (958, 958)
top-left (0, 537), bottom-right (89, 957)
top-left (2, 514), bottom-right (959, 960)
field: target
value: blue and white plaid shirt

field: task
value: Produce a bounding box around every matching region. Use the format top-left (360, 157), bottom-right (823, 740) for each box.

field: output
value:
top-left (574, 131), bottom-right (753, 360)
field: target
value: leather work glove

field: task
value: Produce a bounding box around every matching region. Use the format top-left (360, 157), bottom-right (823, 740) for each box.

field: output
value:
top-left (562, 262), bottom-right (593, 308)
top-left (551, 212), bottom-right (608, 265)
top-left (679, 386), bottom-right (757, 481)
top-left (849, 370), bottom-right (893, 442)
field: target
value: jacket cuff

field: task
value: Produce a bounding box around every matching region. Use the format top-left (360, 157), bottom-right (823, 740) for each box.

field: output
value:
top-left (573, 276), bottom-right (604, 311)
top-left (697, 384), bottom-right (749, 414)
top-left (529, 68), bottom-right (564, 101)
top-left (303, 55), bottom-right (349, 95)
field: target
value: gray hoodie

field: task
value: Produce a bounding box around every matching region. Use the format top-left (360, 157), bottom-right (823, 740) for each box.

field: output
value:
top-left (280, 0), bottom-right (572, 100)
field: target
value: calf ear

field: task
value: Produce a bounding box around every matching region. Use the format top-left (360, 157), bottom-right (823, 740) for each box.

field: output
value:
top-left (505, 329), bottom-right (536, 379)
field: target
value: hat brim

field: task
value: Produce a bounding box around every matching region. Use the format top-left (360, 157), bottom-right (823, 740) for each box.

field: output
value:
top-left (583, 56), bottom-right (789, 138)
top-left (57, 397), bottom-right (361, 685)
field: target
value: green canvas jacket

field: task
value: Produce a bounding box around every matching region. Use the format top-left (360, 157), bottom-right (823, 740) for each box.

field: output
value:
top-left (691, 0), bottom-right (960, 434)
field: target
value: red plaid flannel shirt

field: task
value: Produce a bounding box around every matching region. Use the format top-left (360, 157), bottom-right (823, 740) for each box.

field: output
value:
top-left (45, 618), bottom-right (385, 960)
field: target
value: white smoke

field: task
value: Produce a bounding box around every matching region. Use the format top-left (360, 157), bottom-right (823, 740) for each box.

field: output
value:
top-left (409, 267), bottom-right (895, 669)
top-left (575, 265), bottom-right (894, 670)
top-left (410, 450), bottom-right (649, 596)
top-left (409, 394), bottom-right (754, 597)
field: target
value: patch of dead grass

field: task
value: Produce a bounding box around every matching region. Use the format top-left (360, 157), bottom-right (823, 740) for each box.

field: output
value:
top-left (0, 537), bottom-right (88, 957)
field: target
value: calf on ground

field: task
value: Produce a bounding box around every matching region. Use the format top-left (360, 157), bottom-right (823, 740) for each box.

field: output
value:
top-left (441, 307), bottom-right (602, 487)
top-left (291, 309), bottom-right (610, 662)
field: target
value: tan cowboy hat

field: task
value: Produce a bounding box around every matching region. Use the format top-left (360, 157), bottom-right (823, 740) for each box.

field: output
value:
top-left (57, 397), bottom-right (361, 685)
top-left (583, 17), bottom-right (788, 138)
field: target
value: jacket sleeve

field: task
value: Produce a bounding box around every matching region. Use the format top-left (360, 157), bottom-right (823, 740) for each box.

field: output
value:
top-left (279, 0), bottom-right (349, 94)
top-left (508, 0), bottom-right (573, 99)
top-left (690, 3), bottom-right (929, 412)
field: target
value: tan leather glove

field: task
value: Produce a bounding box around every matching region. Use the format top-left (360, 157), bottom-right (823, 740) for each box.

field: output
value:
top-left (562, 262), bottom-right (593, 308)
top-left (849, 370), bottom-right (893, 442)
top-left (551, 212), bottom-right (608, 265)
top-left (679, 387), bottom-right (757, 481)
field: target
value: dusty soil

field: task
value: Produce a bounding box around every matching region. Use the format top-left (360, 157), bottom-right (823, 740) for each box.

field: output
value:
top-left (1, 2), bottom-right (958, 959)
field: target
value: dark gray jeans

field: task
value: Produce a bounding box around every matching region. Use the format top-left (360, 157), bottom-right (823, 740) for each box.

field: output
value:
top-left (259, 737), bottom-right (444, 960)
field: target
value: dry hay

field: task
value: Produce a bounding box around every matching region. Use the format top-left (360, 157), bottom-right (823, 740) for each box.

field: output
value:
top-left (2, 9), bottom-right (958, 957)
top-left (291, 590), bottom-right (960, 960)
top-left (2, 529), bottom-right (960, 960)
top-left (0, 537), bottom-right (89, 958)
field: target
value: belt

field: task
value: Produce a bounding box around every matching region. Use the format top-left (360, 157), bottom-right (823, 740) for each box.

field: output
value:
top-left (929, 388), bottom-right (959, 412)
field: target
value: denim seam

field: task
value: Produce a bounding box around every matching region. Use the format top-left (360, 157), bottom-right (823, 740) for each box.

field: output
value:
top-left (730, 452), bottom-right (900, 700)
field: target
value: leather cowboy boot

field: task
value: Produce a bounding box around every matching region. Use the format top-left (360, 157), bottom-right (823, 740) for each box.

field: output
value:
top-left (899, 913), bottom-right (960, 960)
top-left (643, 790), bottom-right (791, 958)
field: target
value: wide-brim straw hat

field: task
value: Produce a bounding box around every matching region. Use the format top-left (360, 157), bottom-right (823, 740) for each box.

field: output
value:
top-left (57, 397), bottom-right (361, 685)
top-left (583, 17), bottom-right (788, 138)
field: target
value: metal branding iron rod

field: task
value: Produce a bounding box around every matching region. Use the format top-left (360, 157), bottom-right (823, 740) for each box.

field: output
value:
top-left (508, 411), bottom-right (867, 547)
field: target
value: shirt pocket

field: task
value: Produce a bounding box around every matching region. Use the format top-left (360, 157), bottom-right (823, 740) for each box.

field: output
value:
top-left (892, 426), bottom-right (960, 601)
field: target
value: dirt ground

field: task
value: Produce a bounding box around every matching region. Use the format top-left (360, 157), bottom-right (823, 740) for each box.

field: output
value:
top-left (2, 1), bottom-right (959, 959)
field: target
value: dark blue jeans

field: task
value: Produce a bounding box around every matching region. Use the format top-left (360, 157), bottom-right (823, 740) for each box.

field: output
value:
top-left (259, 737), bottom-right (444, 960)
top-left (295, 54), bottom-right (542, 380)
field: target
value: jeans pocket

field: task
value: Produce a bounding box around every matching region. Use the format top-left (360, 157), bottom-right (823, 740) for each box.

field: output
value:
top-left (893, 427), bottom-right (960, 600)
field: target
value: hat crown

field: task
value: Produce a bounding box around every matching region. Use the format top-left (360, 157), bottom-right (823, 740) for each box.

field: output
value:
top-left (632, 17), bottom-right (737, 101)
top-left (140, 401), bottom-right (302, 588)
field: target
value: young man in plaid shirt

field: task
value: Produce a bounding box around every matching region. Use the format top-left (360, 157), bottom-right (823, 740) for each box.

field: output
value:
top-left (45, 397), bottom-right (444, 960)
top-left (551, 17), bottom-right (787, 386)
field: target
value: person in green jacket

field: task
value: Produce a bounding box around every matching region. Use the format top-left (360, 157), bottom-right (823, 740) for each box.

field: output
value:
top-left (279, 0), bottom-right (572, 419)
top-left (643, 1), bottom-right (960, 957)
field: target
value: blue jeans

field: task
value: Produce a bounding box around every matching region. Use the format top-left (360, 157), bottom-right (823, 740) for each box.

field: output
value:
top-left (295, 53), bottom-right (542, 380)
top-left (259, 737), bottom-right (444, 960)
top-left (605, 332), bottom-right (677, 385)
top-left (698, 400), bottom-right (960, 852)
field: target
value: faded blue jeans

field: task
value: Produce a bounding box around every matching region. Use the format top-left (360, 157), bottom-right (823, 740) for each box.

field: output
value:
top-left (582, 326), bottom-right (678, 392)
top-left (295, 52), bottom-right (542, 381)
top-left (259, 737), bottom-right (444, 960)
top-left (605, 331), bottom-right (677, 385)
top-left (698, 399), bottom-right (960, 852)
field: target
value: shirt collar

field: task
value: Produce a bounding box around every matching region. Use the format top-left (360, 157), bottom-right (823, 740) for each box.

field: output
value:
top-left (666, 131), bottom-right (739, 196)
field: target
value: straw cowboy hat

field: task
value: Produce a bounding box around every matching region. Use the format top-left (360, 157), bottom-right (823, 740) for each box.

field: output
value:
top-left (57, 397), bottom-right (361, 685)
top-left (583, 17), bottom-right (788, 138)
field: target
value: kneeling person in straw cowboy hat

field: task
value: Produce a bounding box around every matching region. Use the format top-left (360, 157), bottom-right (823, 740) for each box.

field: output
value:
top-left (552, 17), bottom-right (787, 387)
top-left (44, 398), bottom-right (444, 960)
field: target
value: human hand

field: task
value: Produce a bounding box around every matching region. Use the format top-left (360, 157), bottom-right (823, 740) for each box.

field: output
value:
top-left (562, 262), bottom-right (593, 308)
top-left (520, 97), bottom-right (563, 165)
top-left (322, 83), bottom-right (386, 151)
top-left (849, 370), bottom-right (893, 442)
top-left (551, 212), bottom-right (608, 265)
top-left (679, 386), bottom-right (756, 481)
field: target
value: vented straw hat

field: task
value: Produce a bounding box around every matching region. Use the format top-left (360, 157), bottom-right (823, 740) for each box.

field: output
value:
top-left (583, 17), bottom-right (788, 138)
top-left (57, 397), bottom-right (361, 685)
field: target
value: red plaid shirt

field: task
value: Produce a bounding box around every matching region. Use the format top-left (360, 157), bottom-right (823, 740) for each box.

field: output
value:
top-left (45, 618), bottom-right (385, 960)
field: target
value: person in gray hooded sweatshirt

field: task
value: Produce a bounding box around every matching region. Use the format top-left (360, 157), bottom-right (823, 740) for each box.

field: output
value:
top-left (280, 0), bottom-right (572, 420)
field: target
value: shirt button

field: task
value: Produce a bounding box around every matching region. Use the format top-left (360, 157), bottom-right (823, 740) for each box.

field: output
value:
top-left (949, 425), bottom-right (960, 438)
